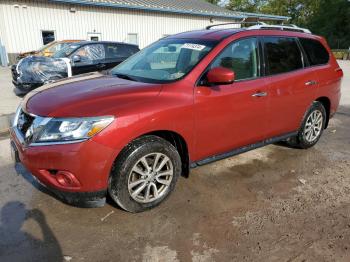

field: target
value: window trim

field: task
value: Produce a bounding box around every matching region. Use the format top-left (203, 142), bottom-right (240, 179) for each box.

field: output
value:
top-left (196, 36), bottom-right (263, 86)
top-left (262, 36), bottom-right (306, 77)
top-left (297, 37), bottom-right (330, 68)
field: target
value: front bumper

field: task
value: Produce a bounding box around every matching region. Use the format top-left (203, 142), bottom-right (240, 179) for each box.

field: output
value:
top-left (10, 128), bottom-right (117, 207)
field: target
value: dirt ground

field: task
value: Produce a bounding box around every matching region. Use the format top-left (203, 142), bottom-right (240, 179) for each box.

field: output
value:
top-left (0, 61), bottom-right (349, 262)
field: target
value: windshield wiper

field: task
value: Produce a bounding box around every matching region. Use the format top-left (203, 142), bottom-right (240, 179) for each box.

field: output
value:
top-left (113, 73), bottom-right (138, 82)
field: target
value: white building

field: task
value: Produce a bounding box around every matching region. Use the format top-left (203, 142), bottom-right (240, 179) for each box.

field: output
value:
top-left (0, 0), bottom-right (288, 65)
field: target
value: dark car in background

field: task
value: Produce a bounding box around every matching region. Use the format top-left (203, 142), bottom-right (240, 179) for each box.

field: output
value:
top-left (12, 41), bottom-right (140, 95)
top-left (16, 40), bottom-right (82, 61)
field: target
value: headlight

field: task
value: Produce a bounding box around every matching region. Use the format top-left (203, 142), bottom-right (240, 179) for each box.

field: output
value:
top-left (31, 116), bottom-right (114, 144)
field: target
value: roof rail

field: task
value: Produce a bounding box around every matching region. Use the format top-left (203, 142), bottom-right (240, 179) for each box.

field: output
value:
top-left (205, 21), bottom-right (264, 30)
top-left (247, 23), bottom-right (311, 33)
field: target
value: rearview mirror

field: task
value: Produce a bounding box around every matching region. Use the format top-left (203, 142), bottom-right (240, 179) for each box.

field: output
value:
top-left (72, 55), bottom-right (81, 63)
top-left (167, 46), bottom-right (177, 52)
top-left (206, 67), bottom-right (235, 85)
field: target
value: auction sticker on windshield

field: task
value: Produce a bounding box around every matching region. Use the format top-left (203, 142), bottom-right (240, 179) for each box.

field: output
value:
top-left (181, 43), bottom-right (206, 51)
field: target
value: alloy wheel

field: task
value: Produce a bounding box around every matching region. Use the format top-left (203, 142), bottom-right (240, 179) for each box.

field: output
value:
top-left (303, 110), bottom-right (323, 143)
top-left (128, 152), bottom-right (174, 203)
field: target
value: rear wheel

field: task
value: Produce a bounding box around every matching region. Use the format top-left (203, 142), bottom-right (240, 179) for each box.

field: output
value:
top-left (108, 135), bottom-right (181, 213)
top-left (287, 101), bottom-right (326, 149)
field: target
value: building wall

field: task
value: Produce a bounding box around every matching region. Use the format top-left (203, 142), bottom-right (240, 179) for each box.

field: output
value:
top-left (0, 0), bottom-right (238, 64)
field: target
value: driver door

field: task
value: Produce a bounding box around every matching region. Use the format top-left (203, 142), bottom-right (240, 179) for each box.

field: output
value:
top-left (194, 37), bottom-right (269, 161)
top-left (70, 44), bottom-right (106, 75)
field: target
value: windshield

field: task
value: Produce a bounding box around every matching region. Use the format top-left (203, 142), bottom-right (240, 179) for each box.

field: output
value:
top-left (47, 42), bottom-right (72, 53)
top-left (52, 44), bottom-right (81, 58)
top-left (111, 39), bottom-right (218, 83)
top-left (38, 42), bottom-right (55, 52)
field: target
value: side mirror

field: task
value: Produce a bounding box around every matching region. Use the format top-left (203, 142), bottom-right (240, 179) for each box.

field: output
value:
top-left (206, 67), bottom-right (235, 85)
top-left (72, 55), bottom-right (81, 63)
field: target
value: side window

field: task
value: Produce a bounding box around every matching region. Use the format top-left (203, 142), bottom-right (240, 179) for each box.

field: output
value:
top-left (211, 38), bottom-right (259, 81)
top-left (105, 44), bottom-right (120, 59)
top-left (299, 38), bottom-right (329, 66)
top-left (263, 37), bottom-right (303, 75)
top-left (72, 44), bottom-right (105, 65)
top-left (118, 45), bottom-right (139, 57)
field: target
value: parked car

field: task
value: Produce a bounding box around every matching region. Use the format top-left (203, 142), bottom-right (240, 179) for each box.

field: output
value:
top-left (12, 41), bottom-right (140, 95)
top-left (16, 40), bottom-right (81, 61)
top-left (10, 24), bottom-right (343, 212)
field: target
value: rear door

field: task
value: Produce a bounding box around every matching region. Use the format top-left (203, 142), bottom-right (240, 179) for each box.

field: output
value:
top-left (103, 43), bottom-right (124, 70)
top-left (195, 37), bottom-right (269, 160)
top-left (263, 36), bottom-right (319, 138)
top-left (104, 43), bottom-right (139, 70)
top-left (70, 43), bottom-right (106, 75)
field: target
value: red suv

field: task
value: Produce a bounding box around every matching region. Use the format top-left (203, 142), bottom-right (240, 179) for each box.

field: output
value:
top-left (11, 25), bottom-right (343, 212)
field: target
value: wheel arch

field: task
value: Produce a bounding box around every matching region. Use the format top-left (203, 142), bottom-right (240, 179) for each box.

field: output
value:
top-left (315, 97), bottom-right (331, 129)
top-left (143, 130), bottom-right (190, 178)
top-left (111, 130), bottom-right (191, 179)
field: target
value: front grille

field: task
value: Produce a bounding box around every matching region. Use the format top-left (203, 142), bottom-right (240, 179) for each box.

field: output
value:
top-left (17, 110), bottom-right (35, 137)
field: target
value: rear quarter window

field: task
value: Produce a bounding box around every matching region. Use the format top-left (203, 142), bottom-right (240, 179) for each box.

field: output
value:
top-left (299, 38), bottom-right (330, 66)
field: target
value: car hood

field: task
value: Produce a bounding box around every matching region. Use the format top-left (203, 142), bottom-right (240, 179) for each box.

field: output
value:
top-left (23, 72), bottom-right (162, 117)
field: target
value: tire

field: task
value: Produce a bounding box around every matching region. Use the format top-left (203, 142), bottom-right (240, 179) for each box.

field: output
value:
top-left (108, 135), bottom-right (182, 213)
top-left (286, 101), bottom-right (327, 149)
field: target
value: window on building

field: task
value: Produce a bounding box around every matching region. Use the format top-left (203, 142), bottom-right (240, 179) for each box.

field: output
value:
top-left (42, 31), bottom-right (55, 45)
top-left (127, 33), bottom-right (138, 45)
top-left (211, 38), bottom-right (259, 81)
top-left (299, 38), bottom-right (329, 66)
top-left (263, 37), bottom-right (303, 75)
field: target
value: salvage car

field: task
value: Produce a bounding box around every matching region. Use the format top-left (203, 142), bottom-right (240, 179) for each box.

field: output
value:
top-left (12, 41), bottom-right (140, 95)
top-left (16, 40), bottom-right (81, 61)
top-left (10, 24), bottom-right (343, 212)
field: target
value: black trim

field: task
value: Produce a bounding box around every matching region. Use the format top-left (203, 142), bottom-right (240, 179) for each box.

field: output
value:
top-left (49, 187), bottom-right (107, 208)
top-left (34, 173), bottom-right (107, 207)
top-left (190, 131), bottom-right (298, 168)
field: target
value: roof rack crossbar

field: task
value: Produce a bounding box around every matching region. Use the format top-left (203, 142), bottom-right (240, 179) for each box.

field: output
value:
top-left (205, 21), bottom-right (265, 30)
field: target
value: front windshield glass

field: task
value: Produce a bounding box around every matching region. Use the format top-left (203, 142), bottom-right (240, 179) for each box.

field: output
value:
top-left (111, 39), bottom-right (218, 83)
top-left (38, 42), bottom-right (55, 52)
top-left (47, 42), bottom-right (72, 53)
top-left (52, 44), bottom-right (81, 58)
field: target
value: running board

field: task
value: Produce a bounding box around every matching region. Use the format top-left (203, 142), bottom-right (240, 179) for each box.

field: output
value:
top-left (190, 131), bottom-right (298, 168)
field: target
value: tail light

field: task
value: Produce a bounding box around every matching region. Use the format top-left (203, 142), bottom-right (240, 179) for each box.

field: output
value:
top-left (335, 67), bottom-right (344, 78)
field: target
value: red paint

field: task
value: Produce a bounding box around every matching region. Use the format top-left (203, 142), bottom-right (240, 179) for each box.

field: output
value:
top-left (11, 29), bottom-right (343, 194)
top-left (207, 67), bottom-right (235, 84)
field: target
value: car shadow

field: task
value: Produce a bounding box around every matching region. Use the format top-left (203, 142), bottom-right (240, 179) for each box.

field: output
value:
top-left (0, 201), bottom-right (63, 261)
top-left (14, 163), bottom-right (66, 205)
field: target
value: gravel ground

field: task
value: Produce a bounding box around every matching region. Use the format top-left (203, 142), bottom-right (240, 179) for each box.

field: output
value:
top-left (0, 61), bottom-right (349, 262)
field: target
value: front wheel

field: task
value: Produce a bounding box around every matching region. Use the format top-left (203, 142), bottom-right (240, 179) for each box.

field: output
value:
top-left (108, 135), bottom-right (182, 213)
top-left (287, 101), bottom-right (326, 149)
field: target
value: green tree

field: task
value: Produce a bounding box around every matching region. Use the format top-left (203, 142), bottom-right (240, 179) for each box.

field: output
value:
top-left (308, 0), bottom-right (350, 49)
top-left (226, 0), bottom-right (350, 48)
top-left (206, 0), bottom-right (220, 5)
top-left (226, 0), bottom-right (267, 13)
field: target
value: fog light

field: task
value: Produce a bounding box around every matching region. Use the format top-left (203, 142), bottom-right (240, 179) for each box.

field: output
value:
top-left (55, 171), bottom-right (81, 188)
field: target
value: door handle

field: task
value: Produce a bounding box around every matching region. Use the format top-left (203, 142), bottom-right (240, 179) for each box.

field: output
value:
top-left (252, 91), bottom-right (268, 97)
top-left (305, 80), bottom-right (317, 86)
top-left (97, 63), bottom-right (106, 68)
